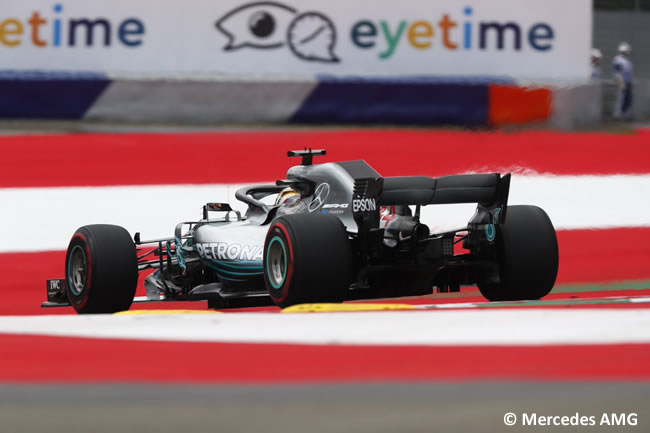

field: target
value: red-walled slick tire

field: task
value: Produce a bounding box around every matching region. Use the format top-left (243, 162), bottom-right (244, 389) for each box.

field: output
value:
top-left (263, 213), bottom-right (352, 308)
top-left (65, 224), bottom-right (138, 314)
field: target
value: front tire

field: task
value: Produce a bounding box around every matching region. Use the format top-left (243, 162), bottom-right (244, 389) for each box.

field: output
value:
top-left (263, 214), bottom-right (352, 308)
top-left (478, 205), bottom-right (558, 301)
top-left (65, 224), bottom-right (138, 314)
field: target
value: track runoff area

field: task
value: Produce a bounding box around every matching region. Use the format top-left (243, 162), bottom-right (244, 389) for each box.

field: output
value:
top-left (0, 129), bottom-right (649, 384)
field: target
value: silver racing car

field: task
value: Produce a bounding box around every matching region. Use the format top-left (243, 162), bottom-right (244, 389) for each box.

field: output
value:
top-left (44, 149), bottom-right (558, 313)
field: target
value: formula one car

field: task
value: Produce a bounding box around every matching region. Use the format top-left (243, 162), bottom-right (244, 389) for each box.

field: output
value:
top-left (44, 149), bottom-right (558, 314)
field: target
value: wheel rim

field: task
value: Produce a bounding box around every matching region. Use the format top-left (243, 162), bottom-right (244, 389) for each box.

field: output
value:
top-left (266, 236), bottom-right (287, 289)
top-left (67, 245), bottom-right (87, 296)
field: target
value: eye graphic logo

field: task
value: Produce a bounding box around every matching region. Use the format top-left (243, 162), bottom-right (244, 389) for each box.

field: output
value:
top-left (215, 1), bottom-right (339, 63)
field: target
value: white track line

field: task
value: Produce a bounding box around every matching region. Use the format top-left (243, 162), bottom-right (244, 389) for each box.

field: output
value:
top-left (0, 309), bottom-right (649, 345)
top-left (1, 175), bottom-right (649, 252)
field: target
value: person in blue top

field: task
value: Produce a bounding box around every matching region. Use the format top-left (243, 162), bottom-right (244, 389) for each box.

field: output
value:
top-left (613, 42), bottom-right (634, 119)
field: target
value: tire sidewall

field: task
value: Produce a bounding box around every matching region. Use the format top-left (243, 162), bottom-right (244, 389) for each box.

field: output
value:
top-left (263, 214), bottom-right (352, 308)
top-left (65, 230), bottom-right (95, 311)
top-left (264, 221), bottom-right (295, 305)
top-left (479, 205), bottom-right (558, 301)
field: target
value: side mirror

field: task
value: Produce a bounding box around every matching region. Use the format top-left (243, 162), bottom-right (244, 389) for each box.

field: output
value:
top-left (203, 203), bottom-right (241, 222)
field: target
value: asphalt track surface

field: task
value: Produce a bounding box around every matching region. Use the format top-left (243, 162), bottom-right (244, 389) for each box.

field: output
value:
top-left (1, 383), bottom-right (648, 433)
top-left (1, 128), bottom-right (649, 431)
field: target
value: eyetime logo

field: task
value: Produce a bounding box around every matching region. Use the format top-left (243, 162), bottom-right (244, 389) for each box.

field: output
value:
top-left (216, 2), bottom-right (555, 62)
top-left (351, 6), bottom-right (554, 59)
top-left (215, 1), bottom-right (339, 63)
top-left (0, 3), bottom-right (145, 48)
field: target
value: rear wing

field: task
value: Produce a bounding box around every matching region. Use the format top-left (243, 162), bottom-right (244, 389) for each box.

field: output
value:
top-left (380, 173), bottom-right (509, 206)
top-left (379, 173), bottom-right (510, 223)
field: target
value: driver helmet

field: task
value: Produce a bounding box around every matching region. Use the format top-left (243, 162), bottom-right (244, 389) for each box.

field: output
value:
top-left (275, 188), bottom-right (300, 207)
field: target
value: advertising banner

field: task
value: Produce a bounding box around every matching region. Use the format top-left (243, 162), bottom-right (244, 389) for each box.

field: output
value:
top-left (0, 0), bottom-right (592, 80)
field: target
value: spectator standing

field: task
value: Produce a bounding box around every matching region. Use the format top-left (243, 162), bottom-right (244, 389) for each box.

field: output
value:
top-left (613, 42), bottom-right (634, 119)
top-left (591, 49), bottom-right (602, 80)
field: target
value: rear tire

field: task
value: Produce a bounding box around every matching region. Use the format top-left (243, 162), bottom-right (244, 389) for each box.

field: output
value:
top-left (478, 205), bottom-right (558, 301)
top-left (65, 224), bottom-right (138, 314)
top-left (263, 213), bottom-right (352, 308)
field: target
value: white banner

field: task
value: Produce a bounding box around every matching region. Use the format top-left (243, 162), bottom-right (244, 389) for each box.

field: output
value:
top-left (0, 0), bottom-right (592, 80)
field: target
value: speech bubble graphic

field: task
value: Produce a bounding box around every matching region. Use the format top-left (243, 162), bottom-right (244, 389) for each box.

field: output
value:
top-left (287, 12), bottom-right (339, 63)
top-left (216, 2), bottom-right (296, 50)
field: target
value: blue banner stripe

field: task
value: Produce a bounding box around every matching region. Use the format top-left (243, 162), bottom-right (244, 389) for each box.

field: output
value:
top-left (0, 75), bottom-right (111, 119)
top-left (290, 80), bottom-right (489, 126)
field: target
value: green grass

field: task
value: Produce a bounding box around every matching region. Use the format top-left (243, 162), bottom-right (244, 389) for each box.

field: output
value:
top-left (551, 280), bottom-right (650, 294)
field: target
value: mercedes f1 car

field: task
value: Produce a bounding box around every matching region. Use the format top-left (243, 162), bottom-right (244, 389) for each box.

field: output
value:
top-left (44, 149), bottom-right (558, 313)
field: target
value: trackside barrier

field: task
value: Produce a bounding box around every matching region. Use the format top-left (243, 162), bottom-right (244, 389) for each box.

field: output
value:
top-left (488, 85), bottom-right (553, 127)
top-left (0, 72), bottom-right (600, 128)
top-left (289, 77), bottom-right (511, 126)
top-left (0, 71), bottom-right (110, 119)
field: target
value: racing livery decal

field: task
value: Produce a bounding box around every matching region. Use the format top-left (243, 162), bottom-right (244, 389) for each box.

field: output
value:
top-left (308, 182), bottom-right (331, 212)
top-left (195, 242), bottom-right (263, 261)
top-left (352, 198), bottom-right (377, 212)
